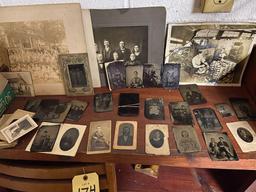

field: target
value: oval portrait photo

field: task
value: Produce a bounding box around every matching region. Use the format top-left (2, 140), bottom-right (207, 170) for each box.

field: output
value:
top-left (60, 128), bottom-right (79, 151)
top-left (149, 129), bottom-right (164, 148)
top-left (237, 127), bottom-right (253, 143)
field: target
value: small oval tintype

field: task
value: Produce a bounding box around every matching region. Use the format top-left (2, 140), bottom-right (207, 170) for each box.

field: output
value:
top-left (149, 129), bottom-right (164, 148)
top-left (237, 127), bottom-right (253, 143)
top-left (60, 128), bottom-right (79, 151)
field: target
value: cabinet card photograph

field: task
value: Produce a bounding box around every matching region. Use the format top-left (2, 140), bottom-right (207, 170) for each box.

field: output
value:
top-left (105, 61), bottom-right (126, 91)
top-left (59, 53), bottom-right (93, 96)
top-left (1, 114), bottom-right (38, 143)
top-left (169, 102), bottom-right (193, 125)
top-left (143, 63), bottom-right (161, 87)
top-left (173, 125), bottom-right (201, 153)
top-left (0, 4), bottom-right (88, 95)
top-left (126, 65), bottom-right (144, 88)
top-left (215, 103), bottom-right (235, 117)
top-left (113, 121), bottom-right (137, 150)
top-left (87, 120), bottom-right (111, 154)
top-left (227, 121), bottom-right (256, 152)
top-left (0, 72), bottom-right (35, 96)
top-left (94, 92), bottom-right (113, 113)
top-left (91, 7), bottom-right (166, 87)
top-left (179, 84), bottom-right (206, 105)
top-left (34, 99), bottom-right (71, 123)
top-left (144, 98), bottom-right (165, 120)
top-left (162, 63), bottom-right (180, 89)
top-left (193, 108), bottom-right (222, 132)
top-left (145, 124), bottom-right (170, 155)
top-left (66, 100), bottom-right (88, 121)
top-left (229, 98), bottom-right (256, 120)
top-left (30, 124), bottom-right (60, 152)
top-left (165, 23), bottom-right (256, 86)
top-left (204, 132), bottom-right (238, 161)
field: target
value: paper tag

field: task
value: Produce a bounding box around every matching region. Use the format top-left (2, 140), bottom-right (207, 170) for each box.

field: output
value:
top-left (72, 172), bottom-right (100, 192)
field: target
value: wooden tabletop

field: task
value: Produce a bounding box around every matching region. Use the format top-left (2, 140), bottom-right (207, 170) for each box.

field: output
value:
top-left (1, 87), bottom-right (256, 170)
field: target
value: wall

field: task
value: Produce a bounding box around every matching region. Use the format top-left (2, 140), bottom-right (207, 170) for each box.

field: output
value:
top-left (0, 0), bottom-right (255, 23)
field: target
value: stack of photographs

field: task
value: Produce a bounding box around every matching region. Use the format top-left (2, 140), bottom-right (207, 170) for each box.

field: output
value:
top-left (144, 98), bottom-right (165, 120)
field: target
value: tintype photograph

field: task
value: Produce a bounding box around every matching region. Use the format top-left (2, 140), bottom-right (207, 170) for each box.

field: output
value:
top-left (169, 102), bottom-right (193, 125)
top-left (145, 124), bottom-right (170, 155)
top-left (229, 98), bottom-right (256, 120)
top-left (113, 121), bottom-right (137, 150)
top-left (30, 124), bottom-right (60, 152)
top-left (126, 65), bottom-right (144, 88)
top-left (144, 98), bottom-right (165, 120)
top-left (0, 72), bottom-right (35, 96)
top-left (34, 99), bottom-right (71, 123)
top-left (179, 84), bottom-right (207, 105)
top-left (59, 53), bottom-right (93, 96)
top-left (173, 125), bottom-right (201, 153)
top-left (227, 121), bottom-right (256, 152)
top-left (118, 93), bottom-right (140, 116)
top-left (193, 108), bottom-right (222, 132)
top-left (215, 103), bottom-right (235, 117)
top-left (94, 92), bottom-right (113, 113)
top-left (105, 61), bottom-right (126, 90)
top-left (66, 100), bottom-right (88, 121)
top-left (0, 4), bottom-right (91, 95)
top-left (24, 99), bottom-right (42, 113)
top-left (204, 132), bottom-right (238, 161)
top-left (87, 120), bottom-right (111, 154)
top-left (165, 23), bottom-right (256, 86)
top-left (143, 63), bottom-right (161, 87)
top-left (162, 63), bottom-right (180, 89)
top-left (1, 114), bottom-right (38, 143)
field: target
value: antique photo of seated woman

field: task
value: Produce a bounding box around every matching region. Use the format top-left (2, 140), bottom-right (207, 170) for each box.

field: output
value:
top-left (117, 123), bottom-right (134, 146)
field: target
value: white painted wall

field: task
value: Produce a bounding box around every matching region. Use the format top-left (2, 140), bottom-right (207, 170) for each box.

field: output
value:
top-left (0, 0), bottom-right (255, 23)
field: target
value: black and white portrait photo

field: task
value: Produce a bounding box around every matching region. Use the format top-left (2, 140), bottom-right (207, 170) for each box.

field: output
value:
top-left (229, 98), bottom-right (256, 120)
top-left (227, 121), bottom-right (256, 153)
top-left (173, 125), bottom-right (201, 153)
top-left (145, 98), bottom-right (164, 120)
top-left (204, 132), bottom-right (238, 161)
top-left (179, 84), bottom-right (207, 105)
top-left (169, 102), bottom-right (193, 125)
top-left (94, 93), bottom-right (113, 112)
top-left (215, 103), bottom-right (235, 117)
top-left (66, 100), bottom-right (88, 121)
top-left (194, 108), bottom-right (222, 132)
top-left (59, 128), bottom-right (79, 151)
top-left (162, 63), bottom-right (180, 89)
top-left (126, 65), bottom-right (143, 88)
top-left (93, 26), bottom-right (148, 86)
top-left (143, 64), bottom-right (161, 87)
top-left (145, 124), bottom-right (170, 155)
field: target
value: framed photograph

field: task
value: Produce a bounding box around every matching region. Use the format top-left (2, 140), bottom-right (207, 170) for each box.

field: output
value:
top-left (126, 65), bottom-right (144, 88)
top-left (59, 53), bottom-right (93, 96)
top-left (144, 98), bottom-right (165, 120)
top-left (34, 99), bottom-right (71, 123)
top-left (179, 84), bottom-right (207, 105)
top-left (215, 103), bottom-right (235, 117)
top-left (193, 108), bottom-right (222, 132)
top-left (113, 121), bottom-right (137, 150)
top-left (172, 125), bottom-right (201, 153)
top-left (229, 98), bottom-right (256, 120)
top-left (162, 63), bottom-right (180, 89)
top-left (118, 93), bottom-right (140, 116)
top-left (169, 102), bottom-right (193, 125)
top-left (143, 63), bottom-right (161, 87)
top-left (105, 61), bottom-right (126, 90)
top-left (30, 124), bottom-right (60, 152)
top-left (204, 132), bottom-right (238, 161)
top-left (1, 114), bottom-right (38, 143)
top-left (91, 7), bottom-right (166, 87)
top-left (0, 4), bottom-right (90, 95)
top-left (87, 120), bottom-right (111, 154)
top-left (0, 72), bottom-right (35, 97)
top-left (145, 124), bottom-right (170, 155)
top-left (66, 100), bottom-right (88, 121)
top-left (165, 23), bottom-right (256, 86)
top-left (227, 121), bottom-right (256, 152)
top-left (94, 93), bottom-right (113, 113)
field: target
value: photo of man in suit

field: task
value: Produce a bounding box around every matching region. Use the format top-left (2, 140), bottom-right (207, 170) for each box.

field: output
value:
top-left (117, 123), bottom-right (133, 146)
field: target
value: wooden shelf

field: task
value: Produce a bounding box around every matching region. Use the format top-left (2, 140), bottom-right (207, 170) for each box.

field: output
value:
top-left (1, 86), bottom-right (256, 170)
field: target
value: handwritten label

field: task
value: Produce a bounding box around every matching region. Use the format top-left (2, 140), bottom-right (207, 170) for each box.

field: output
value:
top-left (72, 173), bottom-right (100, 192)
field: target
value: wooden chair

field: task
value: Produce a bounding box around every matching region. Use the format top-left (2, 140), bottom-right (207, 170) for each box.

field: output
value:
top-left (0, 160), bottom-right (117, 192)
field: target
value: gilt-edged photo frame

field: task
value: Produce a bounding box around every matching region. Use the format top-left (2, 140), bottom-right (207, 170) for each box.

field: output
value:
top-left (59, 53), bottom-right (93, 96)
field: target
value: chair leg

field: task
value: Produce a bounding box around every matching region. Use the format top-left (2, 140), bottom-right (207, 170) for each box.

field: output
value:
top-left (105, 163), bottom-right (117, 192)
